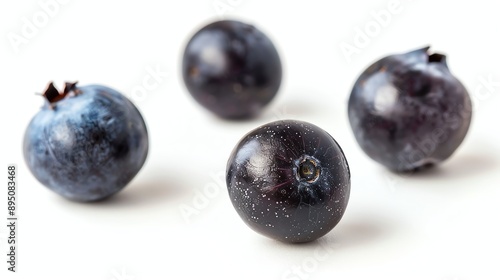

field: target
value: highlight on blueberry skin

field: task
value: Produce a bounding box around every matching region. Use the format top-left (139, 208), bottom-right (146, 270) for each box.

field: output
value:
top-left (226, 120), bottom-right (350, 243)
top-left (182, 20), bottom-right (282, 119)
top-left (348, 46), bottom-right (472, 172)
top-left (23, 82), bottom-right (149, 202)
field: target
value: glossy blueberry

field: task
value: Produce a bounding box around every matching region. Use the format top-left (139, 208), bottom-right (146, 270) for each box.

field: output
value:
top-left (348, 47), bottom-right (472, 172)
top-left (226, 120), bottom-right (350, 243)
top-left (23, 82), bottom-right (149, 202)
top-left (182, 20), bottom-right (282, 119)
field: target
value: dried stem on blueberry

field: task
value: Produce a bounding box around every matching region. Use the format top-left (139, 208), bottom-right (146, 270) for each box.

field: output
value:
top-left (428, 53), bottom-right (446, 63)
top-left (63, 81), bottom-right (79, 95)
top-left (42, 82), bottom-right (63, 104)
top-left (42, 81), bottom-right (80, 105)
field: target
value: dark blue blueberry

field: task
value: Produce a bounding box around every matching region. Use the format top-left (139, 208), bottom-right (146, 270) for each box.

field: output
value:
top-left (226, 120), bottom-right (350, 243)
top-left (23, 82), bottom-right (149, 202)
top-left (348, 47), bottom-right (472, 172)
top-left (182, 20), bottom-right (282, 119)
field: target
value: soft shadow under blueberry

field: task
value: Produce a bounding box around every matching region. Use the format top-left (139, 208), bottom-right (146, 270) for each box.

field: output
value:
top-left (386, 151), bottom-right (498, 182)
top-left (330, 220), bottom-right (388, 248)
top-left (59, 168), bottom-right (191, 209)
top-left (98, 179), bottom-right (187, 207)
top-left (258, 217), bottom-right (390, 252)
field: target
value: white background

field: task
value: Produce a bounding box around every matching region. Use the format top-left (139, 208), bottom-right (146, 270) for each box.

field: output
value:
top-left (1, 1), bottom-right (500, 279)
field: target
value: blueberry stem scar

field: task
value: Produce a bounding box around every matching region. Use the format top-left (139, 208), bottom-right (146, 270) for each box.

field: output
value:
top-left (297, 157), bottom-right (320, 183)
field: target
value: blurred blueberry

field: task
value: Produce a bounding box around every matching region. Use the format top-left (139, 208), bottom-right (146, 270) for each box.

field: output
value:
top-left (182, 20), bottom-right (282, 119)
top-left (348, 47), bottom-right (472, 172)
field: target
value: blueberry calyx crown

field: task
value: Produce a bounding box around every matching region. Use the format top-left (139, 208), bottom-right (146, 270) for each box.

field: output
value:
top-left (415, 46), bottom-right (447, 66)
top-left (296, 156), bottom-right (320, 183)
top-left (428, 52), bottom-right (446, 63)
top-left (42, 81), bottom-right (80, 105)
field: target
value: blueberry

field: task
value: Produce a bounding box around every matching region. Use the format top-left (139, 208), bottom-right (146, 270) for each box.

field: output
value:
top-left (182, 20), bottom-right (282, 119)
top-left (226, 120), bottom-right (350, 243)
top-left (23, 82), bottom-right (149, 202)
top-left (348, 47), bottom-right (472, 172)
